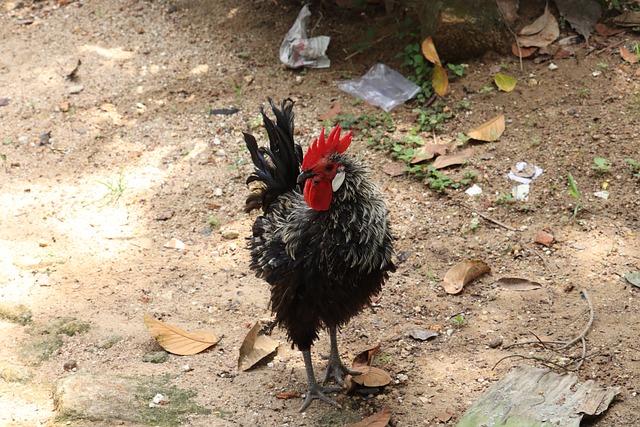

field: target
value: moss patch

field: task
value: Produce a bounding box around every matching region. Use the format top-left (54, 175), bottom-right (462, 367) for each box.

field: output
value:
top-left (0, 303), bottom-right (33, 325)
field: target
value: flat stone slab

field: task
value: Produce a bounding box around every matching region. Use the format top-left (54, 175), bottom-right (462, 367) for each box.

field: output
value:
top-left (54, 372), bottom-right (210, 426)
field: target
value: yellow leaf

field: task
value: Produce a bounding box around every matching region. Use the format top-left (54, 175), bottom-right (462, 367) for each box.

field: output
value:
top-left (432, 64), bottom-right (448, 96)
top-left (466, 114), bottom-right (506, 142)
top-left (421, 36), bottom-right (441, 65)
top-left (494, 73), bottom-right (517, 92)
top-left (442, 260), bottom-right (491, 294)
top-left (237, 322), bottom-right (279, 371)
top-left (144, 314), bottom-right (219, 356)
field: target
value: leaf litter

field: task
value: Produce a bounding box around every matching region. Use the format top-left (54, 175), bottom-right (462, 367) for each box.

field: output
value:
top-left (144, 314), bottom-right (220, 356)
top-left (494, 277), bottom-right (542, 291)
top-left (237, 322), bottom-right (279, 371)
top-left (466, 114), bottom-right (505, 142)
top-left (443, 260), bottom-right (491, 294)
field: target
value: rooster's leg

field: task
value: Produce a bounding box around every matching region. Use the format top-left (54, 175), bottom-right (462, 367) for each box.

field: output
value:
top-left (300, 349), bottom-right (341, 411)
top-left (322, 326), bottom-right (361, 386)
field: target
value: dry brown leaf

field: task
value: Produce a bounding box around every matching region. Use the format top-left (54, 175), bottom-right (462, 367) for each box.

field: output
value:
top-left (352, 343), bottom-right (381, 369)
top-left (421, 36), bottom-right (441, 65)
top-left (595, 23), bottom-right (624, 36)
top-left (467, 114), bottom-right (505, 142)
top-left (237, 322), bottom-right (279, 371)
top-left (620, 45), bottom-right (639, 64)
top-left (410, 143), bottom-right (451, 165)
top-left (347, 406), bottom-right (392, 427)
top-left (511, 44), bottom-right (538, 58)
top-left (432, 63), bottom-right (448, 96)
top-left (443, 260), bottom-right (491, 294)
top-left (382, 163), bottom-right (405, 177)
top-left (495, 277), bottom-right (542, 291)
top-left (432, 148), bottom-right (474, 169)
top-left (518, 6), bottom-right (559, 48)
top-left (435, 410), bottom-right (453, 422)
top-left (276, 391), bottom-right (300, 399)
top-left (318, 102), bottom-right (341, 121)
top-left (144, 314), bottom-right (219, 356)
top-left (519, 4), bottom-right (551, 36)
top-left (534, 230), bottom-right (554, 247)
top-left (351, 366), bottom-right (391, 387)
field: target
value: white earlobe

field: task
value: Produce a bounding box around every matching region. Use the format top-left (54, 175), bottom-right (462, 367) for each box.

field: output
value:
top-left (332, 171), bottom-right (345, 192)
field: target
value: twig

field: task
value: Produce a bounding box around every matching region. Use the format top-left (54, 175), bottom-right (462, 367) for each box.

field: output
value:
top-left (522, 243), bottom-right (555, 272)
top-left (345, 34), bottom-right (391, 60)
top-left (558, 290), bottom-right (594, 349)
top-left (457, 203), bottom-right (517, 231)
top-left (500, 290), bottom-right (595, 372)
top-left (475, 210), bottom-right (517, 231)
top-left (495, 0), bottom-right (523, 72)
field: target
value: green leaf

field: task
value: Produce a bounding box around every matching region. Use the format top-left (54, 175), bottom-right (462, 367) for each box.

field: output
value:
top-left (494, 73), bottom-right (517, 92)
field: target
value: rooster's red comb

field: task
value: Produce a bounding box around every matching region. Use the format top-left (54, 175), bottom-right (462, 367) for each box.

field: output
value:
top-left (302, 125), bottom-right (352, 170)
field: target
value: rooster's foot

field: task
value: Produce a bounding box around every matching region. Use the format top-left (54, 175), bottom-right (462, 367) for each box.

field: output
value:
top-left (299, 384), bottom-right (341, 412)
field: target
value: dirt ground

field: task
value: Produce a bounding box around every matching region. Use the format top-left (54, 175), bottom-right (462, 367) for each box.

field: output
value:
top-left (1, 0), bottom-right (639, 426)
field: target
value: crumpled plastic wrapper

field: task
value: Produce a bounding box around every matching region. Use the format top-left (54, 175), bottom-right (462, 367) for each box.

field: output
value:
top-left (338, 63), bottom-right (421, 112)
top-left (507, 162), bottom-right (544, 184)
top-left (280, 5), bottom-right (330, 69)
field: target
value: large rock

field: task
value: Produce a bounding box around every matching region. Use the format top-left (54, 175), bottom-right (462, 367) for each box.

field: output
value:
top-left (54, 373), bottom-right (210, 425)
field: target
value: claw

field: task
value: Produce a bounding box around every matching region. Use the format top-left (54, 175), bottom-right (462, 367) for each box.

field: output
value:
top-left (299, 384), bottom-right (342, 412)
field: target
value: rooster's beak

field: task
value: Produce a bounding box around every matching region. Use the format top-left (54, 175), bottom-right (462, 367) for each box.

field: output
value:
top-left (297, 170), bottom-right (315, 185)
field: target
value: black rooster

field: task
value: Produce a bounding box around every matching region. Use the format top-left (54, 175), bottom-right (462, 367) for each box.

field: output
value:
top-left (243, 99), bottom-right (395, 411)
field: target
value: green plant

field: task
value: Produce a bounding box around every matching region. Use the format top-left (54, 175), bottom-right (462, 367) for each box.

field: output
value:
top-left (566, 173), bottom-right (583, 219)
top-left (236, 51), bottom-right (249, 59)
top-left (412, 101), bottom-right (453, 133)
top-left (455, 99), bottom-right (471, 111)
top-left (530, 137), bottom-right (541, 147)
top-left (351, 26), bottom-right (376, 54)
top-left (626, 158), bottom-right (640, 178)
top-left (206, 216), bottom-right (222, 230)
top-left (229, 82), bottom-right (242, 97)
top-left (592, 157), bottom-right (612, 172)
top-left (495, 192), bottom-right (514, 204)
top-left (1, 153), bottom-right (6, 171)
top-left (447, 63), bottom-right (466, 78)
top-left (97, 169), bottom-right (127, 204)
top-left (398, 42), bottom-right (434, 103)
top-left (479, 86), bottom-right (494, 93)
top-left (451, 314), bottom-right (466, 327)
top-left (596, 61), bottom-right (608, 68)
top-left (180, 147), bottom-right (190, 156)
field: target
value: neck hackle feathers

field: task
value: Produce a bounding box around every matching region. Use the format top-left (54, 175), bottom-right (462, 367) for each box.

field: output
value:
top-left (302, 125), bottom-right (352, 169)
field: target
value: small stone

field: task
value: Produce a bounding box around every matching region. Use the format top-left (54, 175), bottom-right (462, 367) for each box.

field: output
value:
top-left (213, 188), bottom-right (223, 197)
top-left (221, 229), bottom-right (239, 240)
top-left (548, 63), bottom-right (558, 70)
top-left (488, 337), bottom-right (503, 348)
top-left (534, 230), bottom-right (554, 247)
top-left (243, 75), bottom-right (254, 84)
top-left (68, 84), bottom-right (84, 94)
top-left (63, 360), bottom-right (77, 371)
top-left (163, 238), bottom-right (185, 250)
top-left (295, 75), bottom-right (303, 84)
top-left (182, 364), bottom-right (192, 372)
top-left (38, 239), bottom-right (48, 247)
top-left (142, 351), bottom-right (169, 364)
top-left (59, 102), bottom-right (70, 112)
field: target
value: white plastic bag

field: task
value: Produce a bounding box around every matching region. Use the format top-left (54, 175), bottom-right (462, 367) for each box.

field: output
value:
top-left (279, 5), bottom-right (330, 69)
top-left (337, 64), bottom-right (421, 112)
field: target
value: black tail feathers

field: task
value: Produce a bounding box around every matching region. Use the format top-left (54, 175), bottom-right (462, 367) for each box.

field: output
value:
top-left (244, 98), bottom-right (303, 213)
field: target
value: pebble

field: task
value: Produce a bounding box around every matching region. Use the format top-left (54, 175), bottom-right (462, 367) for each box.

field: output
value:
top-left (63, 360), bottom-right (77, 371)
top-left (182, 364), bottom-right (193, 372)
top-left (221, 229), bottom-right (239, 240)
top-left (68, 84), bottom-right (84, 94)
top-left (213, 188), bottom-right (223, 197)
top-left (488, 337), bottom-right (503, 348)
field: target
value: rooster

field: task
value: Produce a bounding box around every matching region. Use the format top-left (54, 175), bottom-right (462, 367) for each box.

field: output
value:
top-left (243, 99), bottom-right (395, 411)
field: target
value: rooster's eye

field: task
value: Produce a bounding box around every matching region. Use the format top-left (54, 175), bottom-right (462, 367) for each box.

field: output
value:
top-left (325, 164), bottom-right (334, 172)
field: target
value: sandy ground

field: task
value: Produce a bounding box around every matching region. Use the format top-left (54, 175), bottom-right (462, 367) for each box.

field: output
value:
top-left (0, 0), bottom-right (639, 426)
